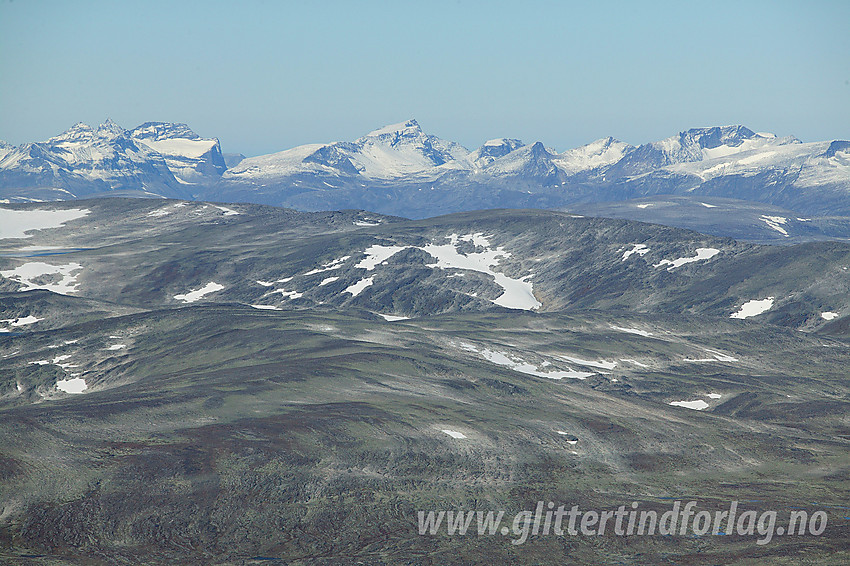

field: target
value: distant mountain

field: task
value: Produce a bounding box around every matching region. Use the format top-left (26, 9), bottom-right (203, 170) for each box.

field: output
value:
top-left (128, 121), bottom-right (226, 184)
top-left (197, 121), bottom-right (850, 219)
top-left (223, 119), bottom-right (469, 183)
top-left (2, 120), bottom-right (848, 220)
top-left (567, 195), bottom-right (850, 245)
top-left (0, 119), bottom-right (225, 201)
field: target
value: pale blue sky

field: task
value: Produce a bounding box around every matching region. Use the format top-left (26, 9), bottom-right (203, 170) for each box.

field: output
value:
top-left (1, 0), bottom-right (848, 156)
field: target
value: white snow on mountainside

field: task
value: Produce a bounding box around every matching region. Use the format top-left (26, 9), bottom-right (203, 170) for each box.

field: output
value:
top-left (1, 119), bottom-right (848, 218)
top-left (225, 119), bottom-right (470, 181)
top-left (129, 122), bottom-right (226, 184)
top-left (554, 137), bottom-right (634, 173)
top-left (0, 119), bottom-right (225, 198)
top-left (222, 121), bottom-right (849, 194)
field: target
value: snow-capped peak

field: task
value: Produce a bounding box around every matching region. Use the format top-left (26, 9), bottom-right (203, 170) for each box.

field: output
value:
top-left (49, 120), bottom-right (128, 145)
top-left (480, 141), bottom-right (563, 183)
top-left (684, 125), bottom-right (758, 149)
top-left (468, 138), bottom-right (525, 168)
top-left (555, 137), bottom-right (634, 173)
top-left (128, 122), bottom-right (225, 182)
top-left (130, 122), bottom-right (203, 142)
top-left (351, 119), bottom-right (469, 177)
top-left (484, 138), bottom-right (515, 147)
top-left (95, 118), bottom-right (126, 139)
top-left (364, 119), bottom-right (423, 138)
top-left (50, 122), bottom-right (96, 143)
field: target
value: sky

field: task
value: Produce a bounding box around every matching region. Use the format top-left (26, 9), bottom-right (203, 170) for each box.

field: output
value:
top-left (1, 0), bottom-right (848, 156)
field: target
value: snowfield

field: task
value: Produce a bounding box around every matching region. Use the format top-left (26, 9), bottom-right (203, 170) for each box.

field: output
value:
top-left (56, 377), bottom-right (87, 394)
top-left (420, 233), bottom-right (540, 310)
top-left (0, 208), bottom-right (90, 239)
top-left (349, 234), bottom-right (540, 311)
top-left (0, 262), bottom-right (83, 294)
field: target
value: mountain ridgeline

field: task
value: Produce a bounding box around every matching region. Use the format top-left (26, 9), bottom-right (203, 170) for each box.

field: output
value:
top-left (1, 119), bottom-right (848, 219)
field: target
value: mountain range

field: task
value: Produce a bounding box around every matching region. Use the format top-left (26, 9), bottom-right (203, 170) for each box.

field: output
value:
top-left (2, 119), bottom-right (848, 221)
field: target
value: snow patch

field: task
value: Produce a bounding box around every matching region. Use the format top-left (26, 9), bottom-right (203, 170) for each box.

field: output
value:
top-left (344, 276), bottom-right (374, 297)
top-left (0, 262), bottom-right (83, 294)
top-left (0, 208), bottom-right (89, 239)
top-left (611, 326), bottom-right (653, 337)
top-left (622, 244), bottom-right (649, 261)
top-left (174, 282), bottom-right (224, 303)
top-left (654, 247), bottom-right (720, 270)
top-left (56, 377), bottom-right (87, 394)
top-left (251, 304), bottom-right (281, 310)
top-left (378, 313), bottom-right (409, 321)
top-left (272, 289), bottom-right (303, 300)
top-left (462, 343), bottom-right (593, 380)
top-left (821, 311), bottom-right (839, 321)
top-left (555, 432), bottom-right (579, 444)
top-left (441, 429), bottom-right (467, 439)
top-left (556, 354), bottom-right (617, 370)
top-left (304, 256), bottom-right (351, 276)
top-left (669, 399), bottom-right (709, 410)
top-left (760, 215), bottom-right (789, 237)
top-left (0, 315), bottom-right (42, 328)
top-left (730, 297), bottom-right (774, 319)
top-left (684, 348), bottom-right (739, 363)
top-left (356, 245), bottom-right (407, 270)
top-left (214, 205), bottom-right (240, 216)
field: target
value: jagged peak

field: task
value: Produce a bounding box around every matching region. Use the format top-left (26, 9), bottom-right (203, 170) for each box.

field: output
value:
top-left (66, 122), bottom-right (94, 133)
top-left (679, 125), bottom-right (757, 149)
top-left (528, 141), bottom-right (554, 156)
top-left (96, 118), bottom-right (126, 138)
top-left (49, 122), bottom-right (95, 143)
top-left (130, 122), bottom-right (200, 141)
